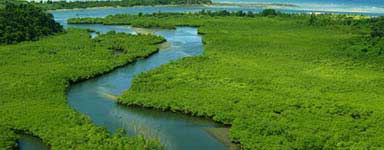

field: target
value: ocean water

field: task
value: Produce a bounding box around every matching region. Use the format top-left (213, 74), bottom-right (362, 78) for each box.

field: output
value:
top-left (214, 0), bottom-right (384, 6)
top-left (28, 0), bottom-right (383, 15)
top-left (213, 0), bottom-right (384, 14)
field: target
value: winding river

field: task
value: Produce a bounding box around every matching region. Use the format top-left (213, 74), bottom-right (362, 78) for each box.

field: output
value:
top-left (19, 3), bottom-right (384, 150)
top-left (22, 10), bottom-right (230, 150)
top-left (19, 24), bottom-right (229, 149)
top-left (21, 6), bottom-right (239, 150)
top-left (67, 26), bottom-right (227, 150)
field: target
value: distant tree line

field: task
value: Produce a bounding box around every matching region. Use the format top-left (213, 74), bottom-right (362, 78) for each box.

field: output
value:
top-left (197, 9), bottom-right (281, 17)
top-left (307, 14), bottom-right (369, 26)
top-left (32, 0), bottom-right (212, 10)
top-left (0, 2), bottom-right (63, 44)
top-left (136, 9), bottom-right (281, 18)
top-left (67, 9), bottom-right (290, 26)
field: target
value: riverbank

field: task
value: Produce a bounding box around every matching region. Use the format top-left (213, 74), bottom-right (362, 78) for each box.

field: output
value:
top-left (204, 128), bottom-right (240, 150)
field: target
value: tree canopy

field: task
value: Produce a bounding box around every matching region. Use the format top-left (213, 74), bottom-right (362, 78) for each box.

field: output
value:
top-left (371, 17), bottom-right (384, 38)
top-left (0, 2), bottom-right (63, 44)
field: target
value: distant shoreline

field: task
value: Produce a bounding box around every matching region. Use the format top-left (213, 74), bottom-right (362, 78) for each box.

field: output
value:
top-left (212, 2), bottom-right (299, 8)
top-left (47, 2), bottom-right (384, 16)
top-left (48, 4), bottom-right (207, 12)
top-left (48, 3), bottom-right (300, 12)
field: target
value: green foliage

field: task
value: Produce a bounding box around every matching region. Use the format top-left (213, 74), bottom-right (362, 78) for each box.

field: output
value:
top-left (260, 9), bottom-right (280, 16)
top-left (371, 17), bottom-right (384, 38)
top-left (304, 14), bottom-right (384, 57)
top-left (68, 9), bottom-right (296, 27)
top-left (0, 127), bottom-right (17, 149)
top-left (336, 16), bottom-right (384, 57)
top-left (68, 9), bottom-right (286, 28)
top-left (307, 13), bottom-right (370, 26)
top-left (74, 13), bottom-right (384, 149)
top-left (0, 2), bottom-right (63, 44)
top-left (32, 0), bottom-right (212, 10)
top-left (0, 29), bottom-right (164, 149)
top-left (69, 12), bottom-right (205, 29)
top-left (365, 17), bottom-right (384, 56)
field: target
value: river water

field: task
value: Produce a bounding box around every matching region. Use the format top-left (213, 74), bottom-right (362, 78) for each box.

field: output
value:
top-left (66, 26), bottom-right (227, 150)
top-left (17, 135), bottom-right (49, 150)
top-left (19, 2), bottom-right (384, 150)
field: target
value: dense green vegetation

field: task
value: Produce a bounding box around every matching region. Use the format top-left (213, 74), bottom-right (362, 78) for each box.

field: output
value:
top-left (367, 17), bottom-right (384, 55)
top-left (0, 29), bottom-right (165, 149)
top-left (67, 10), bottom-right (366, 28)
top-left (68, 10), bottom-right (285, 26)
top-left (0, 2), bottom-right (63, 44)
top-left (371, 17), bottom-right (384, 38)
top-left (70, 13), bottom-right (384, 149)
top-left (29, 0), bottom-right (211, 10)
top-left (260, 8), bottom-right (281, 16)
top-left (68, 10), bottom-right (285, 28)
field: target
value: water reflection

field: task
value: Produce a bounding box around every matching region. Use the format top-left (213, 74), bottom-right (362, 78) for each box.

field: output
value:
top-left (17, 135), bottom-right (49, 150)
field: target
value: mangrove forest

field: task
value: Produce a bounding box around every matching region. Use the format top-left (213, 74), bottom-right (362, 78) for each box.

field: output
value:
top-left (1, 0), bottom-right (384, 150)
